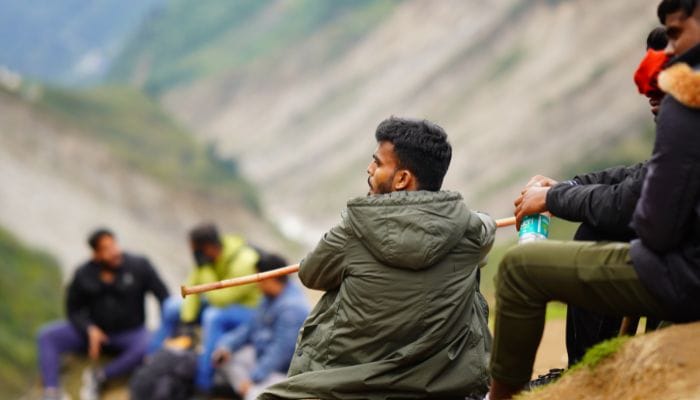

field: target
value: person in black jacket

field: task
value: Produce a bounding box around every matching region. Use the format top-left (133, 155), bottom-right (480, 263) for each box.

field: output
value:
top-left (37, 228), bottom-right (169, 400)
top-left (489, 1), bottom-right (700, 398)
top-left (518, 28), bottom-right (669, 367)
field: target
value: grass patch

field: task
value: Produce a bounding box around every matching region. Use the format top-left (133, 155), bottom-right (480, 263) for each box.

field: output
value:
top-left (567, 335), bottom-right (629, 374)
top-left (0, 226), bottom-right (63, 397)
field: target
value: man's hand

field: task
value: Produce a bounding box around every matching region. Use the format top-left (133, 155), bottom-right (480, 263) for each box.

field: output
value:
top-left (211, 348), bottom-right (231, 367)
top-left (525, 175), bottom-right (559, 188)
top-left (514, 186), bottom-right (551, 230)
top-left (87, 325), bottom-right (108, 360)
top-left (237, 379), bottom-right (252, 397)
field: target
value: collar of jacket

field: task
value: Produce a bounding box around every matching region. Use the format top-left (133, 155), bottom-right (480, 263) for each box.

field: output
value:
top-left (659, 42), bottom-right (700, 109)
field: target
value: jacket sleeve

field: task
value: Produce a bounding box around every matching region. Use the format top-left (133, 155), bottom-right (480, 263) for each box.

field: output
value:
top-left (66, 272), bottom-right (92, 332)
top-left (573, 163), bottom-right (645, 185)
top-left (203, 246), bottom-right (260, 306)
top-left (180, 269), bottom-right (202, 323)
top-left (546, 168), bottom-right (645, 237)
top-left (298, 218), bottom-right (350, 291)
top-left (216, 322), bottom-right (252, 353)
top-left (143, 258), bottom-right (170, 306)
top-left (250, 306), bottom-right (308, 383)
top-left (475, 212), bottom-right (496, 268)
top-left (633, 98), bottom-right (700, 253)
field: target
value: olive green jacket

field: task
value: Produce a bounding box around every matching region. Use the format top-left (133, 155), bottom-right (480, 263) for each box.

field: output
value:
top-left (261, 191), bottom-right (495, 399)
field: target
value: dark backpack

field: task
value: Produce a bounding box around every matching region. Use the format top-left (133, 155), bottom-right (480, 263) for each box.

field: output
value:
top-left (130, 348), bottom-right (197, 400)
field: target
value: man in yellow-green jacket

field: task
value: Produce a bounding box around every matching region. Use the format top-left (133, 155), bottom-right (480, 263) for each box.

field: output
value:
top-left (149, 223), bottom-right (261, 392)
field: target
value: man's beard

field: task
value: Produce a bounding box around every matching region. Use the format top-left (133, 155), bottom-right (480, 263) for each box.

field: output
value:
top-left (367, 174), bottom-right (394, 196)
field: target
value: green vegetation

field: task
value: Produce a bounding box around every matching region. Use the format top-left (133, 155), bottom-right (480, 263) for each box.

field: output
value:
top-left (33, 85), bottom-right (260, 212)
top-left (0, 226), bottom-right (63, 397)
top-left (109, 0), bottom-right (397, 94)
top-left (568, 336), bottom-right (629, 373)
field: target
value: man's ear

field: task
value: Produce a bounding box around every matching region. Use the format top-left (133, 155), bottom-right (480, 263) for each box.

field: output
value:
top-left (393, 169), bottom-right (414, 191)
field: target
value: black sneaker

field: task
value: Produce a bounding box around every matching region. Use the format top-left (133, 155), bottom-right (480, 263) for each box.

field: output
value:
top-left (526, 368), bottom-right (565, 390)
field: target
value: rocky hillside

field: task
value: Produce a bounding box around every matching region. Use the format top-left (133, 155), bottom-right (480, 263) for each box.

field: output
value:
top-left (110, 0), bottom-right (660, 242)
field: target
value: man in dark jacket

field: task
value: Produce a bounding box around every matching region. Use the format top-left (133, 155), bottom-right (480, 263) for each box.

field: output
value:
top-left (261, 117), bottom-right (496, 399)
top-left (38, 228), bottom-right (169, 400)
top-left (490, 1), bottom-right (700, 398)
top-left (517, 28), bottom-right (669, 366)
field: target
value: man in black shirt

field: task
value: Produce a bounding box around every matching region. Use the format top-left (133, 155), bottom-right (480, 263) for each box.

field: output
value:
top-left (37, 228), bottom-right (169, 400)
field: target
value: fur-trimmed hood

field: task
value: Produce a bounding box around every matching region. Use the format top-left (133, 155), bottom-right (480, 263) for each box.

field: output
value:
top-left (659, 63), bottom-right (700, 109)
top-left (659, 42), bottom-right (700, 109)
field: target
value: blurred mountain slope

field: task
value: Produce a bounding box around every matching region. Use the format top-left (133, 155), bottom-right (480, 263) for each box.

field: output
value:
top-left (108, 0), bottom-right (397, 94)
top-left (0, 0), bottom-right (164, 83)
top-left (110, 0), bottom-right (659, 240)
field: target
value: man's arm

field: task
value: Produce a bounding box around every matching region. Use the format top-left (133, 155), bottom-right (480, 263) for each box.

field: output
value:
top-left (573, 163), bottom-right (646, 185)
top-left (180, 269), bottom-right (202, 323)
top-left (202, 246), bottom-right (260, 306)
top-left (298, 218), bottom-right (350, 291)
top-left (250, 306), bottom-right (308, 383)
top-left (475, 212), bottom-right (496, 267)
top-left (216, 321), bottom-right (252, 353)
top-left (66, 273), bottom-right (92, 332)
top-left (143, 258), bottom-right (170, 305)
top-left (546, 169), bottom-right (645, 236)
top-left (633, 98), bottom-right (700, 252)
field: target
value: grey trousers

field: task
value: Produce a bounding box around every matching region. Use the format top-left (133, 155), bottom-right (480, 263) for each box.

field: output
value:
top-left (222, 346), bottom-right (287, 400)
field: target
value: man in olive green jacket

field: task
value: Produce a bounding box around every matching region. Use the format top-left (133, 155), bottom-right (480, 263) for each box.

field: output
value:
top-left (261, 117), bottom-right (495, 400)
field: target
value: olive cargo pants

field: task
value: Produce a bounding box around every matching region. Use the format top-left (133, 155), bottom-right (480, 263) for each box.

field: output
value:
top-left (490, 240), bottom-right (668, 386)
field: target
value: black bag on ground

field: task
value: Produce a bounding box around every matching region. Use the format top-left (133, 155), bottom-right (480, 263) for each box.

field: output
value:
top-left (130, 348), bottom-right (197, 400)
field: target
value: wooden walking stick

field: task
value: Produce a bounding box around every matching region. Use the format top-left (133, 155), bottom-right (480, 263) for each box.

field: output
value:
top-left (180, 216), bottom-right (517, 298)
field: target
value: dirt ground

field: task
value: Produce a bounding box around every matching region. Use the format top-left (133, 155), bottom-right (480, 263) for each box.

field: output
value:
top-left (521, 321), bottom-right (700, 400)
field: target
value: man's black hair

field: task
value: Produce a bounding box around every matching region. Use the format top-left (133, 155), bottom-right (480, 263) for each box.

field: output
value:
top-left (88, 228), bottom-right (114, 251)
top-left (647, 26), bottom-right (669, 50)
top-left (658, 0), bottom-right (698, 23)
top-left (189, 223), bottom-right (222, 247)
top-left (375, 117), bottom-right (452, 192)
top-left (256, 252), bottom-right (289, 283)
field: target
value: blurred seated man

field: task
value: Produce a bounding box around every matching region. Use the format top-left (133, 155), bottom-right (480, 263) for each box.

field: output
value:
top-left (261, 117), bottom-right (496, 400)
top-left (37, 228), bottom-right (169, 400)
top-left (149, 223), bottom-right (262, 392)
top-left (212, 252), bottom-right (309, 400)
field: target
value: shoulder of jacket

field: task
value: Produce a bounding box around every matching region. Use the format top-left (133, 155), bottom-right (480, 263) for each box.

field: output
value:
top-left (659, 63), bottom-right (700, 109)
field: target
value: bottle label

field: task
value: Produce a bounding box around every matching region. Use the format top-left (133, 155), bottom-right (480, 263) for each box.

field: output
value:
top-left (519, 214), bottom-right (550, 242)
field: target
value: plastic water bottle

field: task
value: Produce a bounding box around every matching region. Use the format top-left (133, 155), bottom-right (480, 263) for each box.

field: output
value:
top-left (518, 214), bottom-right (550, 243)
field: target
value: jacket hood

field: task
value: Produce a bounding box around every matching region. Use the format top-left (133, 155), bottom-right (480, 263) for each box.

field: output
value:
top-left (344, 190), bottom-right (479, 270)
top-left (660, 42), bottom-right (700, 109)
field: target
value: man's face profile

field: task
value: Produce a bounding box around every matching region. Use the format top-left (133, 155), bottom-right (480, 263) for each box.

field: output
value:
top-left (367, 141), bottom-right (400, 195)
top-left (664, 8), bottom-right (700, 57)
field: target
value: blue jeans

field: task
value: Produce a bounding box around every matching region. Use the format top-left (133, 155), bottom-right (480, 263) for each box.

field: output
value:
top-left (37, 321), bottom-right (150, 389)
top-left (148, 296), bottom-right (254, 391)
